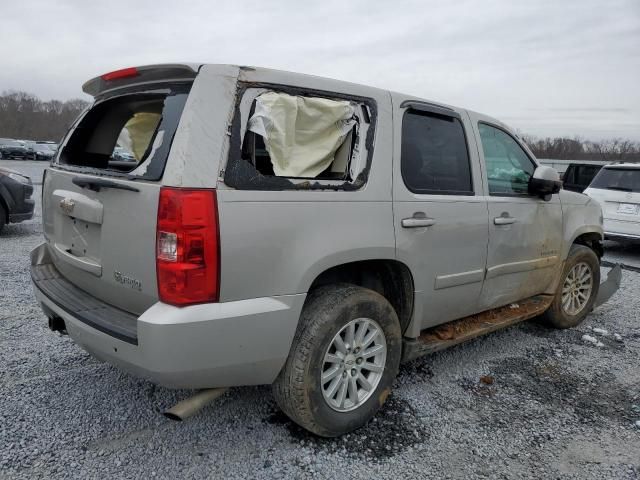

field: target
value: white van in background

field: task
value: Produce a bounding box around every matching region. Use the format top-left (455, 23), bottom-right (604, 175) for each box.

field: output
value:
top-left (585, 163), bottom-right (640, 241)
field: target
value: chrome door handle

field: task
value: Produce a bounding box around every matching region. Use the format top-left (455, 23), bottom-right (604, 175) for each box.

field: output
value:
top-left (402, 217), bottom-right (436, 228)
top-left (494, 216), bottom-right (516, 225)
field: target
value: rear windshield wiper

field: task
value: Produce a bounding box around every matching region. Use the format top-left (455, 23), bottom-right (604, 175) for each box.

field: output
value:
top-left (72, 176), bottom-right (140, 193)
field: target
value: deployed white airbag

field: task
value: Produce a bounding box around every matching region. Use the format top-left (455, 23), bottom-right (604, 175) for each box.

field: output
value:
top-left (247, 92), bottom-right (356, 178)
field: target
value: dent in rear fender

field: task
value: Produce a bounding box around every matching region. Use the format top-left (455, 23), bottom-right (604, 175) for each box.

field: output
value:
top-left (162, 65), bottom-right (240, 188)
top-left (560, 190), bottom-right (604, 259)
top-left (136, 294), bottom-right (306, 383)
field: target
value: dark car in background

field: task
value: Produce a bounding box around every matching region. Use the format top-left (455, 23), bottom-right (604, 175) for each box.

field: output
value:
top-left (562, 163), bottom-right (604, 193)
top-left (0, 140), bottom-right (30, 160)
top-left (23, 140), bottom-right (36, 159)
top-left (32, 142), bottom-right (57, 161)
top-left (0, 167), bottom-right (34, 231)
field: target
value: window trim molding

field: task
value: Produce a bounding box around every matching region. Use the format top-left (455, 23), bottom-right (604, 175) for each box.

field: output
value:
top-left (400, 107), bottom-right (475, 197)
top-left (399, 100), bottom-right (461, 120)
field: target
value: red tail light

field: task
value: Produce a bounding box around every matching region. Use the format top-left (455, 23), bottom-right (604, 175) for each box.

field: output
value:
top-left (101, 67), bottom-right (139, 81)
top-left (156, 188), bottom-right (219, 306)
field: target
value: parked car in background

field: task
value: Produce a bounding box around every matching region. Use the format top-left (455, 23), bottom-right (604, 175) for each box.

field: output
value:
top-left (32, 143), bottom-right (57, 161)
top-left (562, 163), bottom-right (604, 193)
top-left (539, 159), bottom-right (608, 178)
top-left (22, 140), bottom-right (37, 159)
top-left (31, 64), bottom-right (620, 437)
top-left (0, 166), bottom-right (34, 231)
top-left (111, 146), bottom-right (136, 163)
top-left (0, 140), bottom-right (30, 160)
top-left (585, 163), bottom-right (640, 241)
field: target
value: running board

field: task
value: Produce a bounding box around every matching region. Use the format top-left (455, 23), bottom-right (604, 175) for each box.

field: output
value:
top-left (401, 295), bottom-right (554, 363)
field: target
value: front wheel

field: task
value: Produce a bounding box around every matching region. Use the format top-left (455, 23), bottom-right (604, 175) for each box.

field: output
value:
top-left (542, 244), bottom-right (600, 329)
top-left (272, 284), bottom-right (402, 437)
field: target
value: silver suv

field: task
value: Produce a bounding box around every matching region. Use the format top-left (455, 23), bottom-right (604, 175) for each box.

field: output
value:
top-left (31, 64), bottom-right (620, 436)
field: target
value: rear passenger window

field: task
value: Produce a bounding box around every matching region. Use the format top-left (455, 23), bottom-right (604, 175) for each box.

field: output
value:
top-left (478, 123), bottom-right (536, 195)
top-left (401, 110), bottom-right (473, 195)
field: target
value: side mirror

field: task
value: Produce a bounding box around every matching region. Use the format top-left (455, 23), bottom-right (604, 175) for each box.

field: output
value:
top-left (529, 165), bottom-right (561, 200)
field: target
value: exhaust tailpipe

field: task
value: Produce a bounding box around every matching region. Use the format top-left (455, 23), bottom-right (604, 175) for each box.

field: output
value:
top-left (164, 388), bottom-right (228, 421)
top-left (48, 315), bottom-right (67, 334)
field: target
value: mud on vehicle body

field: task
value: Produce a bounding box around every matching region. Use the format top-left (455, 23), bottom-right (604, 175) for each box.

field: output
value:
top-left (31, 64), bottom-right (621, 436)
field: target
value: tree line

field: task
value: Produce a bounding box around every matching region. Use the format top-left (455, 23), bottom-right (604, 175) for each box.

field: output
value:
top-left (0, 90), bottom-right (638, 162)
top-left (0, 90), bottom-right (89, 142)
top-left (521, 134), bottom-right (640, 162)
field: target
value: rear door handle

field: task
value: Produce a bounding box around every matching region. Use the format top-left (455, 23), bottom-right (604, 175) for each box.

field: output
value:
top-left (402, 217), bottom-right (436, 228)
top-left (494, 216), bottom-right (516, 225)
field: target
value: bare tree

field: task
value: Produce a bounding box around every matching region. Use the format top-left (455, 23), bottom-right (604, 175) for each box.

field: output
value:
top-left (523, 135), bottom-right (640, 162)
top-left (0, 90), bottom-right (89, 142)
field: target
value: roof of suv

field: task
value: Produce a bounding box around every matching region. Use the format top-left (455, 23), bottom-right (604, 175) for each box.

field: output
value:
top-left (83, 63), bottom-right (514, 138)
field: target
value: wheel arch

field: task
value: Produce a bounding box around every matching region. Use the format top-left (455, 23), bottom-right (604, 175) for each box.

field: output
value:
top-left (307, 259), bottom-right (415, 335)
top-left (572, 231), bottom-right (604, 258)
top-left (545, 228), bottom-right (604, 296)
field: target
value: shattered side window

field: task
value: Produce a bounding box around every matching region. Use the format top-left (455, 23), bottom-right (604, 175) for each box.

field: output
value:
top-left (246, 92), bottom-right (356, 179)
top-left (225, 87), bottom-right (375, 190)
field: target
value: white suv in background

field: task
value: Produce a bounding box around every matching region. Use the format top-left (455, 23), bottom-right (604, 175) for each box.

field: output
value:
top-left (585, 163), bottom-right (640, 241)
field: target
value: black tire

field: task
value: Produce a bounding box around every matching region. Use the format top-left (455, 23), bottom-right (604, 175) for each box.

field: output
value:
top-left (272, 284), bottom-right (402, 437)
top-left (0, 203), bottom-right (6, 232)
top-left (542, 244), bottom-right (600, 329)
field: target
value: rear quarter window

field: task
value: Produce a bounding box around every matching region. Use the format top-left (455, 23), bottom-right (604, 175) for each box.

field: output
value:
top-left (224, 84), bottom-right (377, 191)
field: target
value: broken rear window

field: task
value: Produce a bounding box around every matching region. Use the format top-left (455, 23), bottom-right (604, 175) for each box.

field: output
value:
top-left (225, 87), bottom-right (375, 190)
top-left (55, 84), bottom-right (190, 180)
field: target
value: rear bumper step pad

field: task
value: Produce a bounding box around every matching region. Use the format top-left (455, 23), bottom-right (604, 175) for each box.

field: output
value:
top-left (31, 262), bottom-right (138, 345)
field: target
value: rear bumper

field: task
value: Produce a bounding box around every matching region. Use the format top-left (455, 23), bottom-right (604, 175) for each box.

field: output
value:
top-left (30, 242), bottom-right (305, 389)
top-left (604, 231), bottom-right (640, 241)
top-left (603, 218), bottom-right (640, 240)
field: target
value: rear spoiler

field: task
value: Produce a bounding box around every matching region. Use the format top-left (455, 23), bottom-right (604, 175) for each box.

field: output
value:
top-left (82, 63), bottom-right (201, 97)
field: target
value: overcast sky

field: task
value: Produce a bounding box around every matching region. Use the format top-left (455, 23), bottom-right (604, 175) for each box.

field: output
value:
top-left (2, 0), bottom-right (639, 140)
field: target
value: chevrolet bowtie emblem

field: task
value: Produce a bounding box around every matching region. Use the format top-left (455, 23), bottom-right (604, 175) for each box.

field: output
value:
top-left (60, 198), bottom-right (75, 215)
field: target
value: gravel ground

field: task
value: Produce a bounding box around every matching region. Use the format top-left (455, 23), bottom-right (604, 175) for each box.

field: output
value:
top-left (1, 161), bottom-right (639, 479)
top-left (603, 240), bottom-right (640, 271)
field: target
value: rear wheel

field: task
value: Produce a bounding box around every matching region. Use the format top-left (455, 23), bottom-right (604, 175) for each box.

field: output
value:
top-left (272, 284), bottom-right (402, 437)
top-left (542, 244), bottom-right (600, 329)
